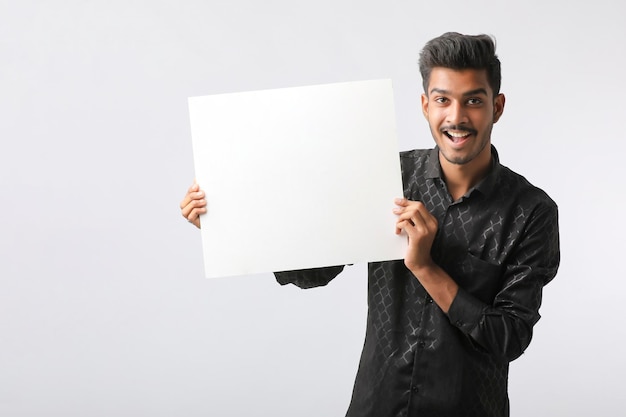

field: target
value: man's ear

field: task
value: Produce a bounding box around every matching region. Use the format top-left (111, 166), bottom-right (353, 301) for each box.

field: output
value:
top-left (421, 93), bottom-right (429, 120)
top-left (493, 93), bottom-right (505, 123)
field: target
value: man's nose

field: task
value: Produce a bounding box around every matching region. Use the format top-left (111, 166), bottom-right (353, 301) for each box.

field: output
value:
top-left (446, 102), bottom-right (469, 125)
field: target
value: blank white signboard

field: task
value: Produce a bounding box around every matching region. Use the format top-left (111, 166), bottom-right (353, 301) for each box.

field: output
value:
top-left (188, 79), bottom-right (406, 279)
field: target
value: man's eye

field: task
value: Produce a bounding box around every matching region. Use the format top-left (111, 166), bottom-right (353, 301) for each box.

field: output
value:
top-left (467, 98), bottom-right (482, 105)
top-left (435, 97), bottom-right (448, 103)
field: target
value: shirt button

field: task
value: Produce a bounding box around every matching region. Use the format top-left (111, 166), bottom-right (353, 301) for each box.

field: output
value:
top-left (411, 385), bottom-right (419, 393)
top-left (418, 341), bottom-right (426, 349)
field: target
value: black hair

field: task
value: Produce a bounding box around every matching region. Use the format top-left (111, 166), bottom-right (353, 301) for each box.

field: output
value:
top-left (418, 32), bottom-right (501, 96)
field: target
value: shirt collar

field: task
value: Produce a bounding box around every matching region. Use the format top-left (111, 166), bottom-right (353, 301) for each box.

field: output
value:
top-left (425, 145), bottom-right (502, 197)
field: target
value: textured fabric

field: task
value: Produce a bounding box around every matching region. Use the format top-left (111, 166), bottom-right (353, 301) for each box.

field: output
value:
top-left (274, 146), bottom-right (560, 417)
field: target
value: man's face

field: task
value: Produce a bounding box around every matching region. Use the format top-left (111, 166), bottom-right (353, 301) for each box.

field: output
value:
top-left (421, 67), bottom-right (505, 166)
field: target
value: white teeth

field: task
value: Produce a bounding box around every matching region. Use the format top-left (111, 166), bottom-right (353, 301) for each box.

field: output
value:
top-left (446, 131), bottom-right (470, 138)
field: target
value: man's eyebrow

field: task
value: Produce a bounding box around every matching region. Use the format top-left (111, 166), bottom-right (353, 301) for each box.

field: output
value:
top-left (462, 88), bottom-right (488, 97)
top-left (428, 88), bottom-right (489, 96)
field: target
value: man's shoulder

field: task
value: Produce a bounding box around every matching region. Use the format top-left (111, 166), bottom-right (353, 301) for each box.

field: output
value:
top-left (498, 164), bottom-right (558, 212)
top-left (399, 148), bottom-right (434, 170)
top-left (399, 148), bottom-right (436, 184)
top-left (400, 148), bottom-right (432, 159)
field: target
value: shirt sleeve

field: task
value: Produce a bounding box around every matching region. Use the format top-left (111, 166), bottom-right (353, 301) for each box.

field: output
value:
top-left (274, 265), bottom-right (345, 289)
top-left (447, 202), bottom-right (560, 362)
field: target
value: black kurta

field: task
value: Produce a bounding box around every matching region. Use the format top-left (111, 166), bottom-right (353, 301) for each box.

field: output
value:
top-left (275, 146), bottom-right (560, 417)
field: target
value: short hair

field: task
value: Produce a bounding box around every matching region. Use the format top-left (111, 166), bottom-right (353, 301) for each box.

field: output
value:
top-left (418, 32), bottom-right (502, 96)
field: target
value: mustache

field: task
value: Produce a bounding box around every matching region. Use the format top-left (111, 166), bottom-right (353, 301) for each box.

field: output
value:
top-left (439, 125), bottom-right (477, 136)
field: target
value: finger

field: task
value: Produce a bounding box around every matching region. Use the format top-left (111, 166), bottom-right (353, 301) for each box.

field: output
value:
top-left (395, 219), bottom-right (408, 235)
top-left (396, 209), bottom-right (430, 235)
top-left (180, 183), bottom-right (200, 208)
top-left (398, 201), bottom-right (437, 232)
top-left (393, 199), bottom-right (425, 213)
top-left (395, 207), bottom-right (421, 225)
top-left (180, 189), bottom-right (205, 210)
top-left (410, 209), bottom-right (430, 233)
top-left (411, 203), bottom-right (438, 232)
top-left (186, 208), bottom-right (205, 229)
top-left (396, 219), bottom-right (419, 237)
top-left (186, 206), bottom-right (206, 227)
top-left (181, 198), bottom-right (207, 219)
top-left (394, 197), bottom-right (409, 206)
top-left (181, 199), bottom-right (206, 219)
top-left (187, 206), bottom-right (207, 223)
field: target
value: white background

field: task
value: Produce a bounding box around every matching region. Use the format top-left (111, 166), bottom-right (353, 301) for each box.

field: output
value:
top-left (1, 1), bottom-right (624, 416)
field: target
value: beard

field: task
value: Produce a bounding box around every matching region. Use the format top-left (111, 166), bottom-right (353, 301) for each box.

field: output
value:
top-left (430, 123), bottom-right (493, 166)
top-left (440, 133), bottom-right (490, 165)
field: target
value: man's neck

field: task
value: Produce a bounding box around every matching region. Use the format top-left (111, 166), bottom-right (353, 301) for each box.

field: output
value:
top-left (439, 146), bottom-right (492, 201)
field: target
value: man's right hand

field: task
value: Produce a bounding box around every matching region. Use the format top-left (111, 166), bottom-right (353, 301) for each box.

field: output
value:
top-left (180, 182), bottom-right (207, 229)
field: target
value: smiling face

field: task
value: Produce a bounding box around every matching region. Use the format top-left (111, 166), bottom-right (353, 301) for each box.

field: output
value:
top-left (422, 67), bottom-right (505, 169)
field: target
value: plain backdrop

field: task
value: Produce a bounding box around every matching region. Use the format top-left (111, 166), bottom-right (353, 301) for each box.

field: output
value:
top-left (1, 1), bottom-right (624, 416)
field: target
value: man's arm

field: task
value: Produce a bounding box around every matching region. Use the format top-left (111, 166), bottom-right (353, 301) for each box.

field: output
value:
top-left (394, 198), bottom-right (560, 362)
top-left (447, 203), bottom-right (560, 361)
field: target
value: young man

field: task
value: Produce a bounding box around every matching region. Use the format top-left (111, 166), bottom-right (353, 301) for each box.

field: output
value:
top-left (180, 32), bottom-right (560, 417)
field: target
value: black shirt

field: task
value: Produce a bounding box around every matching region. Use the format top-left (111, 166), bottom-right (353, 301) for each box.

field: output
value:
top-left (275, 146), bottom-right (560, 417)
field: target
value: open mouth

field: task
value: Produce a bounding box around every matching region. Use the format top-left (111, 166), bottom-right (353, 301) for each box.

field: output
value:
top-left (442, 128), bottom-right (475, 144)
